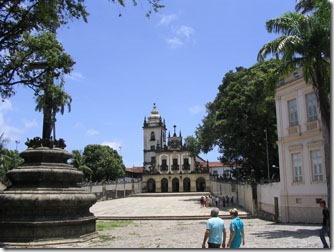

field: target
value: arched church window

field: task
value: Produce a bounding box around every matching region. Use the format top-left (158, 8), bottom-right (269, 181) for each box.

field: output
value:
top-left (150, 132), bottom-right (155, 141)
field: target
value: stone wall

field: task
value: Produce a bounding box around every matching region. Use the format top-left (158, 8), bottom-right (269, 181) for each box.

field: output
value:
top-left (80, 179), bottom-right (142, 201)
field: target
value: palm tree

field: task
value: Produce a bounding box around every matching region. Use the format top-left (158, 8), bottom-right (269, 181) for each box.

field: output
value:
top-left (257, 0), bottom-right (330, 207)
top-left (35, 82), bottom-right (72, 141)
top-left (50, 83), bottom-right (72, 140)
top-left (71, 150), bottom-right (93, 181)
top-left (0, 133), bottom-right (9, 153)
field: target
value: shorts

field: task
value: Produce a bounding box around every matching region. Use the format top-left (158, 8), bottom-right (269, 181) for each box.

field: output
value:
top-left (208, 242), bottom-right (220, 248)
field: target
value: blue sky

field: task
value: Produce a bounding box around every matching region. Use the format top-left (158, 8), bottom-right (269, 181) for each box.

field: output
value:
top-left (1, 0), bottom-right (296, 168)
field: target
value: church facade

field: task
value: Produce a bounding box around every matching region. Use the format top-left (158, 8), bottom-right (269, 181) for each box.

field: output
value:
top-left (141, 104), bottom-right (210, 193)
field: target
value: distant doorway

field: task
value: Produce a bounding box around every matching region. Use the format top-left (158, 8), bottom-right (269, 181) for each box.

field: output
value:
top-left (161, 178), bottom-right (168, 192)
top-left (196, 177), bottom-right (206, 192)
top-left (183, 178), bottom-right (191, 192)
top-left (147, 179), bottom-right (156, 193)
top-left (172, 178), bottom-right (179, 192)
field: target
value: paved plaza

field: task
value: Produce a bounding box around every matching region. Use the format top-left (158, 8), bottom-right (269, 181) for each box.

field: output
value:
top-left (3, 193), bottom-right (330, 249)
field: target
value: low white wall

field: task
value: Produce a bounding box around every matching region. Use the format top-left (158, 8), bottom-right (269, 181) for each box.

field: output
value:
top-left (210, 181), bottom-right (280, 218)
top-left (257, 182), bottom-right (280, 215)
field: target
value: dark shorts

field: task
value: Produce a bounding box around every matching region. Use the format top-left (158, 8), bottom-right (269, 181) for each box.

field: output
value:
top-left (208, 242), bottom-right (220, 248)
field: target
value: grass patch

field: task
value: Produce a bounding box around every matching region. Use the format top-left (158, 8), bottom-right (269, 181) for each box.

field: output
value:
top-left (96, 220), bottom-right (133, 231)
top-left (98, 234), bottom-right (115, 241)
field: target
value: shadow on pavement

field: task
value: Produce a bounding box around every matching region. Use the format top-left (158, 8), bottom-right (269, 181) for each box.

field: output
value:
top-left (251, 228), bottom-right (319, 239)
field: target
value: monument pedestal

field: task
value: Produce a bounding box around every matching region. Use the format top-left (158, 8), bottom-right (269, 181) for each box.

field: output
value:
top-left (0, 147), bottom-right (97, 244)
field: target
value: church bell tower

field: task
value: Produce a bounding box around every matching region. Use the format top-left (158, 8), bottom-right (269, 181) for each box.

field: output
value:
top-left (143, 103), bottom-right (167, 172)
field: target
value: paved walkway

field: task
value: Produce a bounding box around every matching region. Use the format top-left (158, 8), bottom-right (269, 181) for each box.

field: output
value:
top-left (2, 193), bottom-right (330, 249)
top-left (90, 192), bottom-right (249, 220)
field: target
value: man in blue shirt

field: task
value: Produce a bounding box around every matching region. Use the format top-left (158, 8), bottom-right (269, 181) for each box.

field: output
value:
top-left (202, 207), bottom-right (226, 248)
top-left (227, 208), bottom-right (245, 248)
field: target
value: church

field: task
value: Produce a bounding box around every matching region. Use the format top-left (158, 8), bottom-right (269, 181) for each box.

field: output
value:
top-left (141, 104), bottom-right (210, 193)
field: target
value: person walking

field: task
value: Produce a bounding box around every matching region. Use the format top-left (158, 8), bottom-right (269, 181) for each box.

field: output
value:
top-left (319, 200), bottom-right (330, 248)
top-left (215, 196), bottom-right (219, 207)
top-left (202, 208), bottom-right (226, 248)
top-left (200, 196), bottom-right (205, 208)
top-left (226, 195), bottom-right (229, 207)
top-left (222, 196), bottom-right (226, 208)
top-left (227, 208), bottom-right (245, 248)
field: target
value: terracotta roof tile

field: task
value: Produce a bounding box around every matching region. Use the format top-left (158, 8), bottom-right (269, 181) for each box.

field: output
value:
top-left (126, 167), bottom-right (144, 173)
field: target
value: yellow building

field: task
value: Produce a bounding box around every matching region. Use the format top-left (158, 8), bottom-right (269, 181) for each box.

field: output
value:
top-left (141, 104), bottom-right (210, 193)
top-left (275, 68), bottom-right (327, 223)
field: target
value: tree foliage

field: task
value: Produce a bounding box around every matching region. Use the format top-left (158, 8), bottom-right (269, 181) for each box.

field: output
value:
top-left (0, 0), bottom-right (88, 99)
top-left (15, 31), bottom-right (74, 140)
top-left (196, 59), bottom-right (282, 181)
top-left (183, 136), bottom-right (201, 159)
top-left (0, 0), bottom-right (164, 99)
top-left (0, 133), bottom-right (24, 185)
top-left (257, 0), bottom-right (330, 130)
top-left (74, 144), bottom-right (125, 182)
top-left (70, 149), bottom-right (93, 181)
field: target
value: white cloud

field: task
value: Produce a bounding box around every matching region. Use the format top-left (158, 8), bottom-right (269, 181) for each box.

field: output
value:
top-left (175, 25), bottom-right (195, 39)
top-left (166, 25), bottom-right (195, 49)
top-left (86, 129), bottom-right (99, 136)
top-left (101, 141), bottom-right (122, 152)
top-left (167, 37), bottom-right (184, 48)
top-left (157, 12), bottom-right (195, 49)
top-left (189, 105), bottom-right (203, 115)
top-left (159, 13), bottom-right (177, 26)
top-left (23, 119), bottom-right (38, 128)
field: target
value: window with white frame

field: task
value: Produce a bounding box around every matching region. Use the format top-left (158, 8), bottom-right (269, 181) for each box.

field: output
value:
top-left (292, 153), bottom-right (303, 182)
top-left (288, 99), bottom-right (298, 126)
top-left (311, 149), bottom-right (323, 181)
top-left (305, 93), bottom-right (318, 122)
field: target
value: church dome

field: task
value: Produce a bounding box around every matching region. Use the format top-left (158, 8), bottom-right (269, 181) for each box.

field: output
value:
top-left (148, 103), bottom-right (161, 120)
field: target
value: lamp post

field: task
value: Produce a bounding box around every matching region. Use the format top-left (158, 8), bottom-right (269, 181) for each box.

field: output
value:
top-left (264, 129), bottom-right (270, 183)
top-left (14, 140), bottom-right (20, 168)
top-left (15, 140), bottom-right (20, 152)
top-left (272, 165), bottom-right (279, 181)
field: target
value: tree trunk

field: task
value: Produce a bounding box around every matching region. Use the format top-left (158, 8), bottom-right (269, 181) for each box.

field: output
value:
top-left (313, 67), bottom-right (331, 210)
top-left (42, 97), bottom-right (52, 140)
top-left (42, 76), bottom-right (53, 140)
top-left (322, 123), bottom-right (331, 210)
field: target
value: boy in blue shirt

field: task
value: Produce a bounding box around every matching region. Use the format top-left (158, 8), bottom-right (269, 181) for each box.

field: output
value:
top-left (227, 208), bottom-right (245, 248)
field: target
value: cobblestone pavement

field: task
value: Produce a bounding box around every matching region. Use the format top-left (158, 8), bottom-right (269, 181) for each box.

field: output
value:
top-left (44, 195), bottom-right (328, 249)
top-left (2, 194), bottom-right (330, 249)
top-left (39, 218), bottom-right (327, 249)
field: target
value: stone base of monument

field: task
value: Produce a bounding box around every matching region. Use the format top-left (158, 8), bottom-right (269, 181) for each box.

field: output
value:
top-left (0, 147), bottom-right (97, 245)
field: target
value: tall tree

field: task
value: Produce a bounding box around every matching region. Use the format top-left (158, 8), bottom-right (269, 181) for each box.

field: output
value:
top-left (35, 82), bottom-right (72, 140)
top-left (0, 134), bottom-right (23, 185)
top-left (257, 0), bottom-right (330, 205)
top-left (0, 0), bottom-right (163, 99)
top-left (15, 31), bottom-right (75, 140)
top-left (70, 150), bottom-right (93, 181)
top-left (82, 144), bottom-right (125, 182)
top-left (0, 0), bottom-right (88, 99)
top-left (196, 60), bottom-right (282, 181)
top-left (183, 136), bottom-right (201, 159)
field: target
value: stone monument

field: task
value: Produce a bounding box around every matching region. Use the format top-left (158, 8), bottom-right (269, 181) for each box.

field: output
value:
top-left (0, 138), bottom-right (97, 245)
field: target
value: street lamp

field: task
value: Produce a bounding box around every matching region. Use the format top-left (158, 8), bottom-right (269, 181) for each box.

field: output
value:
top-left (15, 140), bottom-right (20, 152)
top-left (264, 129), bottom-right (270, 183)
top-left (272, 165), bottom-right (279, 181)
